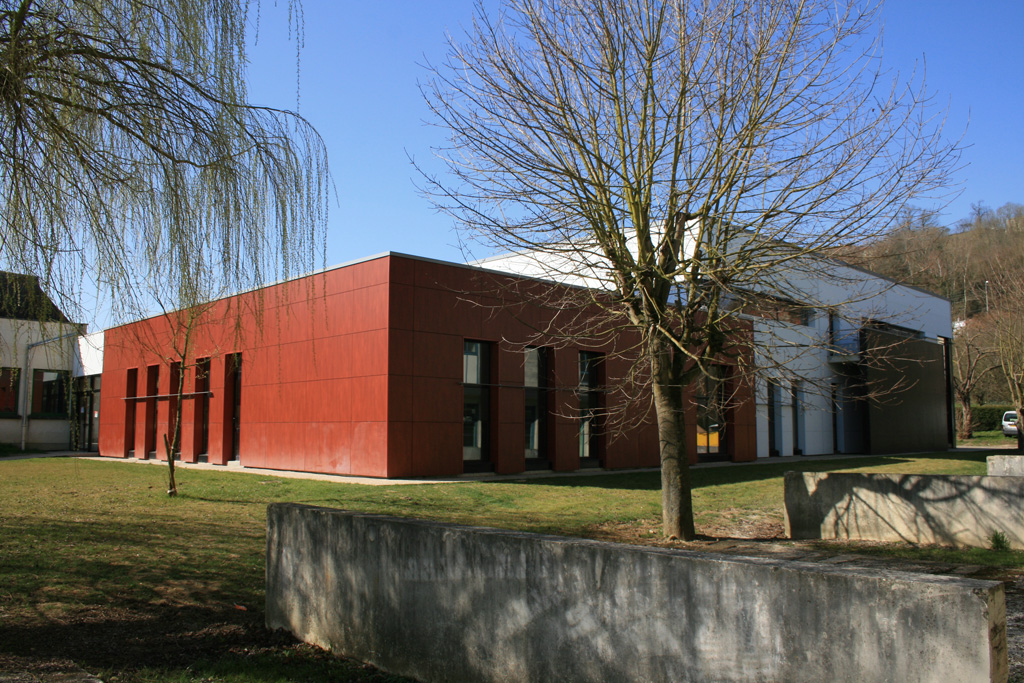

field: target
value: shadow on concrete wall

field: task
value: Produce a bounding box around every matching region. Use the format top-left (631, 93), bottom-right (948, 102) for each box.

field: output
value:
top-left (267, 504), bottom-right (1007, 683)
top-left (785, 471), bottom-right (1024, 549)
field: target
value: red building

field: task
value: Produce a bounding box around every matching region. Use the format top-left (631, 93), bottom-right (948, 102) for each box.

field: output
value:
top-left (98, 253), bottom-right (756, 477)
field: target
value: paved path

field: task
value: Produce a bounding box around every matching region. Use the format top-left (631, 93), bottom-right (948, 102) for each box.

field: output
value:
top-left (10, 445), bottom-right (1012, 486)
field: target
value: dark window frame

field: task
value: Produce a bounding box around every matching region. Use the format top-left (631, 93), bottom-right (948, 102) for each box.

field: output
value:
top-left (195, 358), bottom-right (211, 458)
top-left (695, 366), bottom-right (729, 458)
top-left (125, 368), bottom-right (138, 455)
top-left (144, 364), bottom-right (159, 456)
top-left (225, 353), bottom-right (243, 461)
top-left (0, 367), bottom-right (19, 417)
top-left (30, 369), bottom-right (69, 419)
top-left (578, 350), bottom-right (603, 463)
top-left (463, 340), bottom-right (492, 467)
top-left (524, 347), bottom-right (549, 462)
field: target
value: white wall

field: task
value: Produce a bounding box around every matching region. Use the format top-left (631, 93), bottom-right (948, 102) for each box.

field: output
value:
top-left (74, 331), bottom-right (104, 377)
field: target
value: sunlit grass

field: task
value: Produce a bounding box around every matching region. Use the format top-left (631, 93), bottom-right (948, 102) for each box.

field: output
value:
top-left (958, 429), bottom-right (1018, 448)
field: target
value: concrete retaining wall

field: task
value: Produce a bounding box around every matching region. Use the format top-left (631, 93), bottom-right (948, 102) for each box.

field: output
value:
top-left (988, 455), bottom-right (1024, 477)
top-left (266, 503), bottom-right (1007, 683)
top-left (785, 471), bottom-right (1024, 550)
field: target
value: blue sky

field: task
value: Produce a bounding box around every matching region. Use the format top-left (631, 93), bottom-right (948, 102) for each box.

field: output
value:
top-left (244, 0), bottom-right (1024, 268)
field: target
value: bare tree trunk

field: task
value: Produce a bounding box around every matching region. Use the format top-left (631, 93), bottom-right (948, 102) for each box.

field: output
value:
top-left (957, 398), bottom-right (973, 440)
top-left (651, 339), bottom-right (696, 540)
top-left (163, 369), bottom-right (187, 497)
top-left (163, 433), bottom-right (177, 496)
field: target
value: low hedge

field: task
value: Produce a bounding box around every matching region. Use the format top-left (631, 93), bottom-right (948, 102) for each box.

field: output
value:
top-left (969, 404), bottom-right (1016, 431)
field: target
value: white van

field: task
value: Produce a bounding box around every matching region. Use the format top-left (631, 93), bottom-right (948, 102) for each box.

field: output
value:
top-left (1002, 411), bottom-right (1019, 437)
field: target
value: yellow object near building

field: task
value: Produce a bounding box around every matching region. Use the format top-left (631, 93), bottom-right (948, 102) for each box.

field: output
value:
top-left (696, 426), bottom-right (719, 449)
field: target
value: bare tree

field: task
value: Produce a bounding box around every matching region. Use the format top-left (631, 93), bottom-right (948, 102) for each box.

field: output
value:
top-left (121, 204), bottom-right (308, 495)
top-left (951, 317), bottom-right (997, 440)
top-left (421, 0), bottom-right (959, 539)
top-left (0, 0), bottom-right (329, 322)
top-left (123, 298), bottom-right (212, 496)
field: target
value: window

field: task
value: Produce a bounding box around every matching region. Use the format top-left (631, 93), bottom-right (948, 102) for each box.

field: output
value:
top-left (31, 369), bottom-right (68, 417)
top-left (0, 368), bottom-right (19, 417)
top-left (226, 353), bottom-right (242, 460)
top-left (73, 374), bottom-right (101, 451)
top-left (168, 362), bottom-right (181, 459)
top-left (195, 358), bottom-right (210, 458)
top-left (579, 351), bottom-right (602, 462)
top-left (125, 368), bottom-right (137, 455)
top-left (729, 292), bottom-right (811, 326)
top-left (145, 365), bottom-right (159, 456)
top-left (169, 362), bottom-right (181, 396)
top-left (524, 347), bottom-right (548, 461)
top-left (829, 310), bottom-right (860, 355)
top-left (696, 366), bottom-right (727, 457)
top-left (767, 380), bottom-right (782, 457)
top-left (463, 341), bottom-right (491, 463)
top-left (791, 381), bottom-right (804, 456)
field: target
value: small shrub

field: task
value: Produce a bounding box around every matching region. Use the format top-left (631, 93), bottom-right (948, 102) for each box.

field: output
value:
top-left (989, 530), bottom-right (1011, 552)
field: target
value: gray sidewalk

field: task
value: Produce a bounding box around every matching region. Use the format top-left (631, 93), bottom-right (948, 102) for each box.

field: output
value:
top-left (4, 445), bottom-right (1008, 487)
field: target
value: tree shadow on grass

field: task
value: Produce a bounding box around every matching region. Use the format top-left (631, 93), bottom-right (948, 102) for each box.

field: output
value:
top-left (0, 601), bottom-right (409, 683)
top-left (0, 513), bottom-right (413, 682)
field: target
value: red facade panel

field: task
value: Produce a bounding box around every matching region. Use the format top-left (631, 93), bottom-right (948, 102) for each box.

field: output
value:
top-left (99, 258), bottom-right (392, 476)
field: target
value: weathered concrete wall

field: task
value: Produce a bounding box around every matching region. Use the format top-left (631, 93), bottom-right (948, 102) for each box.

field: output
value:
top-left (785, 471), bottom-right (1024, 550)
top-left (266, 503), bottom-right (1007, 683)
top-left (989, 455), bottom-right (1024, 477)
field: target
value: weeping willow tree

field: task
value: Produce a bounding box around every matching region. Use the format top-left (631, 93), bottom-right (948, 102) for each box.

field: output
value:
top-left (0, 0), bottom-right (329, 320)
top-left (0, 0), bottom-right (328, 491)
top-left (421, 0), bottom-right (959, 539)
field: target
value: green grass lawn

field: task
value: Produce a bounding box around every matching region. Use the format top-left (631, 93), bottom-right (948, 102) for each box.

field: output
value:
top-left (0, 452), bottom-right (1019, 682)
top-left (958, 429), bottom-right (1019, 448)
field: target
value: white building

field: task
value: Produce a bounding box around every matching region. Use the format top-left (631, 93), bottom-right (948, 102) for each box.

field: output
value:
top-left (0, 273), bottom-right (102, 451)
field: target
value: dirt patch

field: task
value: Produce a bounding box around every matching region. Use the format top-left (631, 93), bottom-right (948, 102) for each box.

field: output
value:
top-left (586, 516), bottom-right (785, 547)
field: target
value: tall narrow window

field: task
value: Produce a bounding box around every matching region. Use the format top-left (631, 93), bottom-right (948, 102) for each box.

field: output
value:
top-left (226, 353), bottom-right (242, 461)
top-left (168, 362), bottom-right (181, 460)
top-left (463, 341), bottom-right (490, 464)
top-left (145, 365), bottom-right (159, 457)
top-left (767, 380), bottom-right (781, 457)
top-left (125, 368), bottom-right (137, 456)
top-left (0, 368), bottom-right (19, 417)
top-left (579, 351), bottom-right (602, 463)
top-left (524, 347), bottom-right (548, 463)
top-left (791, 382), bottom-right (804, 456)
top-left (195, 358), bottom-right (210, 461)
top-left (696, 366), bottom-right (728, 459)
